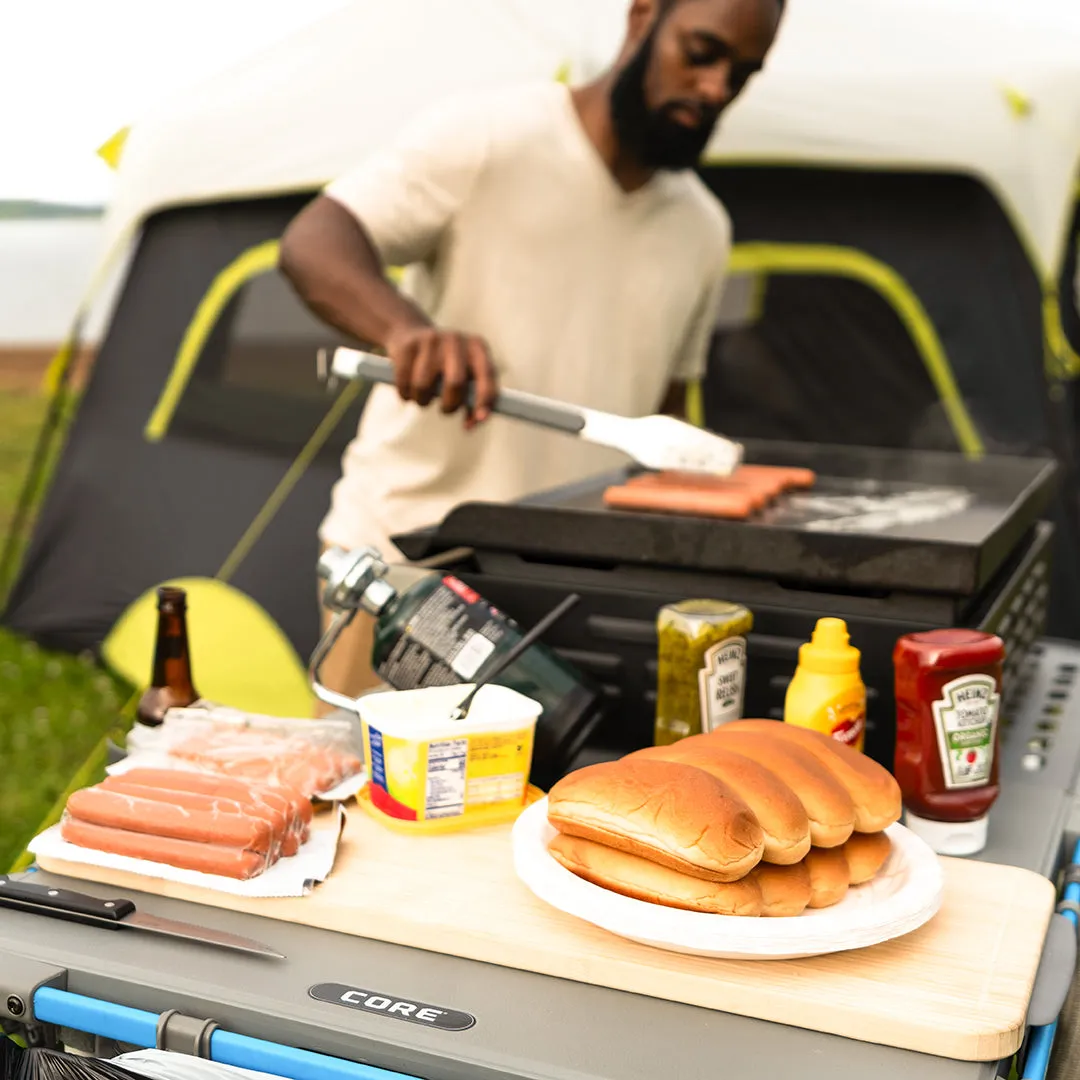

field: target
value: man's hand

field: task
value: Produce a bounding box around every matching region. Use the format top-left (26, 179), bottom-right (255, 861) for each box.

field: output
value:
top-left (384, 324), bottom-right (499, 428)
top-left (278, 198), bottom-right (499, 430)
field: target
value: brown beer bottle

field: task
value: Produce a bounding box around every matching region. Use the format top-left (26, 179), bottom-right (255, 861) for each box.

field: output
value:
top-left (136, 586), bottom-right (200, 727)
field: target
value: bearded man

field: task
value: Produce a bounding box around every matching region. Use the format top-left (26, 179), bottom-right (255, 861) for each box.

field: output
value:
top-left (280, 0), bottom-right (784, 698)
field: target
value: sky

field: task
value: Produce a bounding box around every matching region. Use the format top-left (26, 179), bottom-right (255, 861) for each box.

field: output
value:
top-left (0, 0), bottom-right (347, 205)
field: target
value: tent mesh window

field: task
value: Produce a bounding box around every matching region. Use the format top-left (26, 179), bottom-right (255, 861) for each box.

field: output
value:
top-left (700, 166), bottom-right (1051, 458)
top-left (0, 194), bottom-right (367, 657)
top-left (704, 272), bottom-right (956, 451)
top-left (162, 206), bottom-right (360, 459)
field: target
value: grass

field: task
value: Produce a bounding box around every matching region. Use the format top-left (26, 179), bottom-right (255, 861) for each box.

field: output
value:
top-left (0, 390), bottom-right (48, 539)
top-left (0, 385), bottom-right (133, 871)
top-left (0, 637), bottom-right (133, 871)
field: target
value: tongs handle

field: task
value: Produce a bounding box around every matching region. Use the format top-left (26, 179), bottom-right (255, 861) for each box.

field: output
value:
top-left (321, 347), bottom-right (586, 435)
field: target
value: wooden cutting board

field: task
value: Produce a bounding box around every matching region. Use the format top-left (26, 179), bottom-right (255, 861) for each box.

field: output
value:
top-left (37, 806), bottom-right (1056, 1063)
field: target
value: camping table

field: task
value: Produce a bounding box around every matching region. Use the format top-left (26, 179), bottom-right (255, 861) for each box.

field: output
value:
top-left (2, 640), bottom-right (1079, 1080)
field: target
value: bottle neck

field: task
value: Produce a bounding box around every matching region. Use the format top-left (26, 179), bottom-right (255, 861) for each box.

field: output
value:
top-left (151, 605), bottom-right (197, 698)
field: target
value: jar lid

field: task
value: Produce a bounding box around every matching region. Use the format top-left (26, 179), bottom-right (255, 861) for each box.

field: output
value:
top-left (903, 809), bottom-right (988, 856)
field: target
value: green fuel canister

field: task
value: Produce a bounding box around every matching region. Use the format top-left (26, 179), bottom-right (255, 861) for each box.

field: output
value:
top-left (314, 546), bottom-right (603, 790)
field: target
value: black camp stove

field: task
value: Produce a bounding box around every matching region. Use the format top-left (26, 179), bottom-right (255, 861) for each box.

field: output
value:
top-left (393, 439), bottom-right (1059, 770)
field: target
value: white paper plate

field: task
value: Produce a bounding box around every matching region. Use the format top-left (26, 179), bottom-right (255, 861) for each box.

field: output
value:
top-left (512, 798), bottom-right (945, 960)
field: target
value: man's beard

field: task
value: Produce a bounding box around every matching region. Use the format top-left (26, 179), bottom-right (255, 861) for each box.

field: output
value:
top-left (610, 27), bottom-right (720, 172)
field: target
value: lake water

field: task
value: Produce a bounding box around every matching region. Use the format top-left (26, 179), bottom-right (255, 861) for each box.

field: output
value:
top-left (0, 219), bottom-right (117, 346)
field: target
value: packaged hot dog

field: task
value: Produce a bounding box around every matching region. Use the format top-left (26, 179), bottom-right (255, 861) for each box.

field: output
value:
top-left (58, 809), bottom-right (276, 881)
top-left (114, 708), bottom-right (364, 800)
top-left (56, 762), bottom-right (326, 879)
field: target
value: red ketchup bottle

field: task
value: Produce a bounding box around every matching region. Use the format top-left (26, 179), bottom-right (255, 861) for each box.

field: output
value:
top-left (893, 630), bottom-right (1005, 856)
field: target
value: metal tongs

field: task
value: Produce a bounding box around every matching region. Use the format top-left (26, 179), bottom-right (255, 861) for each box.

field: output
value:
top-left (318, 347), bottom-right (743, 476)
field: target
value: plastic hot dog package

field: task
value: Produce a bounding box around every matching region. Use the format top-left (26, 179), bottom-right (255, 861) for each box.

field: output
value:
top-left (57, 807), bottom-right (278, 882)
top-left (29, 710), bottom-right (354, 893)
top-left (114, 707), bottom-right (365, 801)
top-left (31, 777), bottom-right (345, 896)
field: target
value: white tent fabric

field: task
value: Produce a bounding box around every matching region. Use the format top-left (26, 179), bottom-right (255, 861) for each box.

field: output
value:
top-left (97, 0), bottom-right (1080, 283)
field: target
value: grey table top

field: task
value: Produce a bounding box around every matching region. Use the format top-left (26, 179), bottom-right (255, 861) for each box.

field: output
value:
top-left (2, 641), bottom-right (1079, 1080)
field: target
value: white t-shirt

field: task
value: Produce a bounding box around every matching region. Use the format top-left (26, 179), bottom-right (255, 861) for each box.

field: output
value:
top-left (319, 81), bottom-right (732, 558)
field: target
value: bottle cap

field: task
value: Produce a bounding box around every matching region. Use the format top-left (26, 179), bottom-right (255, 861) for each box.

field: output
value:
top-left (797, 617), bottom-right (861, 675)
top-left (903, 809), bottom-right (988, 856)
top-left (893, 629), bottom-right (1005, 670)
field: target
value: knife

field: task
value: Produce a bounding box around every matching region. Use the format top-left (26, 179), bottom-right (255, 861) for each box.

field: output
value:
top-left (0, 876), bottom-right (285, 959)
top-left (320, 347), bottom-right (744, 477)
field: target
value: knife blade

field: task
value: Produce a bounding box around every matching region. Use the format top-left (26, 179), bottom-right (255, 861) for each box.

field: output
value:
top-left (0, 876), bottom-right (284, 959)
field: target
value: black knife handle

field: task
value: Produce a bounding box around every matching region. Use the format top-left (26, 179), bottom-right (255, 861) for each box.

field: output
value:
top-left (0, 876), bottom-right (135, 927)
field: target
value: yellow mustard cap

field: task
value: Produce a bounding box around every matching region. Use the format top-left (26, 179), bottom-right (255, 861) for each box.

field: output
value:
top-left (798, 618), bottom-right (861, 675)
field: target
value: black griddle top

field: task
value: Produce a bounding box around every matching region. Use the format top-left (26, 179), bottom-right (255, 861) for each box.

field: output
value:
top-left (393, 439), bottom-right (1058, 597)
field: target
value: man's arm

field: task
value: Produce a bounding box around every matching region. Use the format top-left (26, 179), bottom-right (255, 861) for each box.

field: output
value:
top-left (279, 197), bottom-right (497, 423)
top-left (278, 95), bottom-right (498, 423)
top-left (279, 195), bottom-right (427, 353)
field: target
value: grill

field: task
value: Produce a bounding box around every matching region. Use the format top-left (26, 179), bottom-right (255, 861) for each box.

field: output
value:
top-left (394, 439), bottom-right (1059, 769)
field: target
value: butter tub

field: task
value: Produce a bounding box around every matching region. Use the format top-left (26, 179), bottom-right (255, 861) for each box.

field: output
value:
top-left (356, 683), bottom-right (544, 833)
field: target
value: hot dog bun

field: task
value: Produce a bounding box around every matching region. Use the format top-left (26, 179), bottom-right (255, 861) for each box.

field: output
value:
top-left (721, 720), bottom-right (902, 832)
top-left (842, 830), bottom-right (893, 885)
top-left (631, 738), bottom-right (811, 865)
top-left (548, 833), bottom-right (764, 916)
top-left (747, 860), bottom-right (812, 917)
top-left (804, 847), bottom-right (850, 909)
top-left (547, 758), bottom-right (764, 883)
top-left (702, 729), bottom-right (856, 848)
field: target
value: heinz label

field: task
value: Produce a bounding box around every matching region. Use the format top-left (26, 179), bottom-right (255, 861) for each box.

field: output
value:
top-left (698, 636), bottom-right (747, 732)
top-left (932, 674), bottom-right (999, 789)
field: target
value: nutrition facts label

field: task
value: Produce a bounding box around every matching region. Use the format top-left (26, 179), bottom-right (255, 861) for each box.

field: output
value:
top-left (424, 739), bottom-right (468, 818)
top-left (466, 774), bottom-right (526, 805)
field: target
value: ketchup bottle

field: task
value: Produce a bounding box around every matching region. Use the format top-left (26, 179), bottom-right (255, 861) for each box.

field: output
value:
top-left (893, 630), bottom-right (1005, 856)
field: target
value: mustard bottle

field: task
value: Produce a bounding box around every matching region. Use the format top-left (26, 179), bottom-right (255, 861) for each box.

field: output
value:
top-left (784, 618), bottom-right (867, 751)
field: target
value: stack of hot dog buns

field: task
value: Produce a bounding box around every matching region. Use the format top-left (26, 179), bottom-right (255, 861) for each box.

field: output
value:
top-left (602, 465), bottom-right (817, 521)
top-left (58, 768), bottom-right (315, 880)
top-left (546, 720), bottom-right (901, 917)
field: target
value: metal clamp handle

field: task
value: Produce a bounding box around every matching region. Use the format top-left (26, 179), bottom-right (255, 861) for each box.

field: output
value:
top-left (308, 609), bottom-right (361, 715)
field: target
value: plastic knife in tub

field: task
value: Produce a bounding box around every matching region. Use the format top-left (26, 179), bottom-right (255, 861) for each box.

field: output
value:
top-left (319, 347), bottom-right (744, 477)
top-left (0, 876), bottom-right (284, 959)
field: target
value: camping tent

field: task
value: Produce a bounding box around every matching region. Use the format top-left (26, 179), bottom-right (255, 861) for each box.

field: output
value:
top-left (6, 0), bottom-right (1080, 683)
top-left (689, 0), bottom-right (1080, 636)
top-left (0, 0), bottom-right (619, 686)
